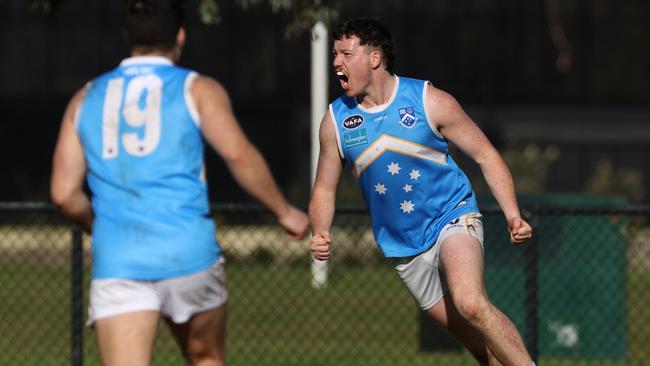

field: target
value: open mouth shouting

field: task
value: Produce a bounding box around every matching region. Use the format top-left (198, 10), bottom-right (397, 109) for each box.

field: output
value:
top-left (336, 70), bottom-right (349, 90)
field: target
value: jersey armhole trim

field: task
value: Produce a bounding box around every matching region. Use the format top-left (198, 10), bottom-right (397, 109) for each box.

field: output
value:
top-left (73, 82), bottom-right (91, 132)
top-left (328, 104), bottom-right (345, 159)
top-left (422, 81), bottom-right (445, 139)
top-left (184, 72), bottom-right (201, 127)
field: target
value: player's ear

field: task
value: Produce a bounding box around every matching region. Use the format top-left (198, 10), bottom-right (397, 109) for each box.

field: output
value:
top-left (172, 27), bottom-right (186, 62)
top-left (176, 27), bottom-right (186, 49)
top-left (369, 49), bottom-right (382, 70)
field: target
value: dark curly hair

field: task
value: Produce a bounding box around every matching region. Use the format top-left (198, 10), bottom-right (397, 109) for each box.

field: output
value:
top-left (123, 0), bottom-right (183, 52)
top-left (332, 18), bottom-right (395, 74)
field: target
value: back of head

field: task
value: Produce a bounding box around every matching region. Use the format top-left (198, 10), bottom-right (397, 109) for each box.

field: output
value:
top-left (123, 0), bottom-right (184, 53)
top-left (332, 18), bottom-right (395, 74)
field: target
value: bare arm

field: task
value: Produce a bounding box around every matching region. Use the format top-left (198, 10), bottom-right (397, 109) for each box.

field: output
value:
top-left (308, 112), bottom-right (343, 259)
top-left (426, 84), bottom-right (532, 244)
top-left (192, 75), bottom-right (308, 239)
top-left (51, 88), bottom-right (94, 233)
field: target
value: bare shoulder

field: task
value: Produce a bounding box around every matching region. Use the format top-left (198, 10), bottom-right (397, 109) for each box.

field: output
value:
top-left (191, 74), bottom-right (223, 91)
top-left (319, 109), bottom-right (336, 138)
top-left (61, 85), bottom-right (88, 125)
top-left (70, 86), bottom-right (87, 105)
top-left (321, 107), bottom-right (333, 126)
top-left (191, 74), bottom-right (229, 101)
top-left (71, 85), bottom-right (89, 109)
top-left (191, 74), bottom-right (240, 140)
top-left (424, 83), bottom-right (471, 132)
top-left (424, 83), bottom-right (463, 116)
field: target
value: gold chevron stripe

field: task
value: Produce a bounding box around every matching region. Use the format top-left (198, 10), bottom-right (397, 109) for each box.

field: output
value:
top-left (353, 134), bottom-right (447, 177)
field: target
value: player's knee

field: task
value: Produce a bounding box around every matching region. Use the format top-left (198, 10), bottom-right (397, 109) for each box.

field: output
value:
top-left (455, 295), bottom-right (491, 325)
top-left (185, 339), bottom-right (223, 366)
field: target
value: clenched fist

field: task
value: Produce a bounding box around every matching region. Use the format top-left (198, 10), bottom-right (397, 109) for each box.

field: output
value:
top-left (310, 231), bottom-right (332, 260)
top-left (508, 217), bottom-right (533, 245)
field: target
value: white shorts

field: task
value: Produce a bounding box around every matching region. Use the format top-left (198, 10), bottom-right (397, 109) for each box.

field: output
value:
top-left (393, 213), bottom-right (484, 310)
top-left (88, 257), bottom-right (227, 326)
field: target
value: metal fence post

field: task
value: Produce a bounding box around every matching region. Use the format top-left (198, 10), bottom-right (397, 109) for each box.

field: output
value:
top-left (71, 228), bottom-right (83, 366)
top-left (522, 209), bottom-right (538, 363)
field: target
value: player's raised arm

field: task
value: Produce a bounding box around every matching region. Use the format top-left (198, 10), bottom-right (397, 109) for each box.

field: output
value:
top-left (51, 88), bottom-right (94, 233)
top-left (192, 75), bottom-right (308, 239)
top-left (425, 84), bottom-right (532, 244)
top-left (308, 112), bottom-right (343, 260)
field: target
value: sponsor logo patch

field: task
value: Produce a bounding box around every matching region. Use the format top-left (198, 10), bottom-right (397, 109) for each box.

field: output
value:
top-left (343, 114), bottom-right (364, 129)
top-left (343, 128), bottom-right (368, 148)
top-left (398, 107), bottom-right (417, 128)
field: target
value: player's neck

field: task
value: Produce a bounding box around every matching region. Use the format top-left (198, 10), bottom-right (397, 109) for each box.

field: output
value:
top-left (357, 72), bottom-right (396, 109)
top-left (130, 47), bottom-right (178, 63)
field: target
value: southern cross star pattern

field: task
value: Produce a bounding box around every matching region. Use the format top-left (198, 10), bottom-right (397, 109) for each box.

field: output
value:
top-left (373, 161), bottom-right (421, 214)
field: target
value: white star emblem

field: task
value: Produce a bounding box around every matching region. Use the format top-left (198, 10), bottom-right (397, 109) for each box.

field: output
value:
top-left (374, 183), bottom-right (387, 195)
top-left (387, 162), bottom-right (401, 175)
top-left (409, 169), bottom-right (421, 180)
top-left (400, 200), bottom-right (415, 213)
top-left (403, 184), bottom-right (412, 193)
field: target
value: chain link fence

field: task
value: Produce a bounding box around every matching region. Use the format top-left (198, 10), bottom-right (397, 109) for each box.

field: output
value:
top-left (1, 202), bottom-right (648, 365)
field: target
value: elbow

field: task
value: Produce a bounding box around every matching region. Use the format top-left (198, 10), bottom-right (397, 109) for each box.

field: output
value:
top-left (50, 188), bottom-right (67, 210)
top-left (223, 150), bottom-right (247, 167)
top-left (222, 143), bottom-right (256, 168)
top-left (50, 182), bottom-right (73, 210)
top-left (475, 149), bottom-right (503, 169)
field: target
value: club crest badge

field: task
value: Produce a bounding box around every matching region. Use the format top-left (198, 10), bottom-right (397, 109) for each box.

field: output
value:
top-left (398, 107), bottom-right (417, 128)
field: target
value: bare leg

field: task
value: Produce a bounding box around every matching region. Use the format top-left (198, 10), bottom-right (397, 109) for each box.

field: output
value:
top-left (426, 294), bottom-right (502, 365)
top-left (95, 310), bottom-right (160, 366)
top-left (166, 303), bottom-right (228, 366)
top-left (439, 234), bottom-right (532, 366)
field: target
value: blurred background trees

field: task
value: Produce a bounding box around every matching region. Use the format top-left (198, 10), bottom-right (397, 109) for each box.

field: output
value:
top-left (2, 0), bottom-right (648, 204)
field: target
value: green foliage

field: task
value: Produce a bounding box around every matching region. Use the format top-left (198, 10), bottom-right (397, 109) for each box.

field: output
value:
top-left (199, 0), bottom-right (340, 38)
top-left (499, 143), bottom-right (561, 194)
top-left (484, 143), bottom-right (646, 203)
top-left (278, 0), bottom-right (340, 38)
top-left (28, 0), bottom-right (339, 38)
top-left (198, 0), bottom-right (221, 24)
top-left (238, 0), bottom-right (292, 12)
top-left (28, 0), bottom-right (62, 13)
top-left (584, 159), bottom-right (645, 202)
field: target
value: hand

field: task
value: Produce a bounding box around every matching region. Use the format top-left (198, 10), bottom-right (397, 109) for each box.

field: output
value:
top-left (310, 231), bottom-right (332, 261)
top-left (508, 217), bottom-right (533, 245)
top-left (277, 205), bottom-right (309, 240)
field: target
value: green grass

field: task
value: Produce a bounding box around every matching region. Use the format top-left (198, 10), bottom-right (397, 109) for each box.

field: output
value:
top-left (0, 263), bottom-right (648, 365)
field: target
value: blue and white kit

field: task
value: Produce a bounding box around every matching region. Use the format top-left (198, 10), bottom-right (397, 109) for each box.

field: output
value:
top-left (75, 56), bottom-right (220, 280)
top-left (329, 76), bottom-right (480, 257)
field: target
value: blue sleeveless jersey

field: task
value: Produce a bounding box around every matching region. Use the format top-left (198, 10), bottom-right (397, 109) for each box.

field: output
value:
top-left (330, 76), bottom-right (479, 257)
top-left (75, 56), bottom-right (220, 280)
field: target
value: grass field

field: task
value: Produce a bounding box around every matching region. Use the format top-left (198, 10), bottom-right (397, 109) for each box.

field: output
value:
top-left (1, 261), bottom-right (648, 366)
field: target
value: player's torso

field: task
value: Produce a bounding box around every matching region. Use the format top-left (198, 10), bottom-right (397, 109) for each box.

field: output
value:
top-left (76, 56), bottom-right (219, 279)
top-left (330, 76), bottom-right (478, 257)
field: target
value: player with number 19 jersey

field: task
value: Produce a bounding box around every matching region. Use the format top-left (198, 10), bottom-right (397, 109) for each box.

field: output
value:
top-left (75, 56), bottom-right (219, 280)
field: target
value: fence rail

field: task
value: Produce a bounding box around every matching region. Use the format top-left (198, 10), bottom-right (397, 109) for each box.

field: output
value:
top-left (1, 202), bottom-right (648, 365)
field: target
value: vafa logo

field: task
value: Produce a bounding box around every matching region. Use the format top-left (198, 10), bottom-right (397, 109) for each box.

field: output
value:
top-left (343, 114), bottom-right (364, 129)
